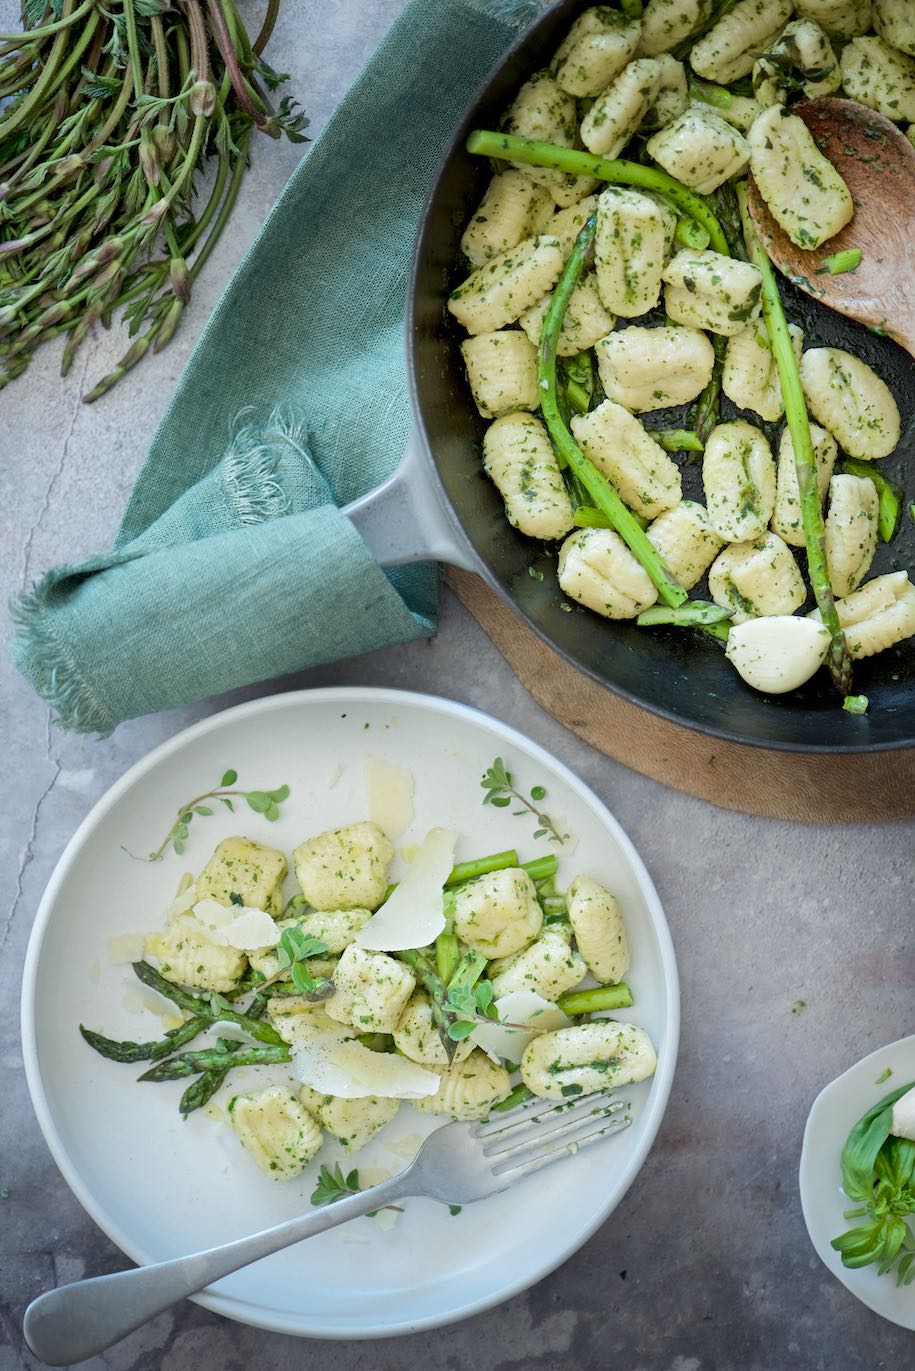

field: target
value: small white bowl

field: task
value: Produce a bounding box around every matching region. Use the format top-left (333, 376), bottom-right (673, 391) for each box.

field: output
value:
top-left (799, 1034), bottom-right (915, 1330)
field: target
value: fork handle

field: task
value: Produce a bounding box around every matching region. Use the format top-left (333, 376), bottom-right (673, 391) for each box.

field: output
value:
top-left (23, 1170), bottom-right (413, 1365)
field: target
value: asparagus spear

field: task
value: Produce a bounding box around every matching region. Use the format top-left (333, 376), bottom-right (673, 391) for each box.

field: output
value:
top-left (139, 1042), bottom-right (291, 1081)
top-left (555, 984), bottom-right (634, 1015)
top-left (131, 960), bottom-right (287, 1046)
top-left (538, 216), bottom-right (688, 609)
top-left (79, 1014), bottom-right (209, 1064)
top-left (465, 130), bottom-right (729, 255)
top-left (736, 184), bottom-right (853, 697)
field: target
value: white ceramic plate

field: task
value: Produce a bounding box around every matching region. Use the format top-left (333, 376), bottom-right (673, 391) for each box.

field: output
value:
top-left (22, 688), bottom-right (679, 1339)
top-left (799, 1035), bottom-right (915, 1330)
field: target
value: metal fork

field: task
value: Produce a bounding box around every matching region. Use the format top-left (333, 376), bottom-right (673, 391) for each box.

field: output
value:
top-left (23, 1090), bottom-right (629, 1365)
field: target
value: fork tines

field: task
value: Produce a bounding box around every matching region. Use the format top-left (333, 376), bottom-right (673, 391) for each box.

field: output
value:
top-left (475, 1090), bottom-right (631, 1179)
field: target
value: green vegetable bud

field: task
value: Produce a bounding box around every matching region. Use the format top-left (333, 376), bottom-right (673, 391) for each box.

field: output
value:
top-left (189, 80), bottom-right (216, 117)
top-left (34, 299), bottom-right (73, 330)
top-left (93, 156), bottom-right (114, 187)
top-left (141, 199), bottom-right (170, 228)
top-left (169, 257), bottom-right (190, 302)
top-left (0, 304), bottom-right (18, 331)
top-left (139, 130), bottom-right (160, 187)
top-left (154, 298), bottom-right (184, 353)
top-left (91, 260), bottom-right (121, 292)
top-left (152, 123), bottom-right (177, 163)
top-left (96, 236), bottom-right (124, 266)
top-left (56, 154), bottom-right (85, 181)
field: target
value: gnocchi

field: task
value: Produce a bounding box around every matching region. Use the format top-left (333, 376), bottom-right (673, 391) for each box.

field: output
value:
top-left (460, 171), bottom-right (554, 268)
top-left (689, 0), bottom-right (793, 84)
top-left (709, 531), bottom-right (807, 620)
top-left (580, 57), bottom-right (667, 158)
top-left (594, 186), bottom-right (676, 318)
top-left (663, 249), bottom-right (763, 336)
top-left (800, 348), bottom-right (901, 460)
top-left (324, 943), bottom-right (416, 1033)
top-left (571, 399), bottom-right (682, 519)
top-left (448, 234), bottom-right (564, 335)
top-left (483, 412), bottom-right (575, 541)
top-left (639, 0), bottom-right (712, 57)
top-left (811, 571), bottom-right (915, 657)
top-left (702, 420), bottom-right (777, 542)
top-left (521, 1021), bottom-right (658, 1102)
top-left (646, 104), bottom-right (751, 195)
top-left (795, 1), bottom-right (872, 38)
top-left (196, 836), bottom-right (287, 915)
top-left (452, 867), bottom-right (543, 959)
top-left (297, 1087), bottom-right (399, 1154)
top-left (748, 106), bottom-right (854, 250)
top-left (229, 1087), bottom-right (323, 1180)
top-left (771, 423), bottom-right (838, 546)
top-left (722, 319), bottom-right (804, 424)
top-left (461, 330), bottom-right (540, 419)
top-left (646, 501), bottom-right (724, 592)
top-left (504, 70), bottom-right (598, 206)
top-left (146, 913), bottom-right (248, 993)
top-left (558, 526), bottom-right (658, 620)
top-left (596, 325), bottom-right (716, 413)
top-left (519, 272), bottom-right (615, 357)
top-left (489, 931), bottom-right (587, 1002)
top-left (413, 1050), bottom-right (512, 1121)
top-left (753, 20), bottom-right (842, 106)
top-left (567, 875), bottom-right (630, 985)
top-left (550, 8), bottom-right (641, 97)
top-left (294, 821), bottom-right (394, 912)
top-left (825, 473), bottom-right (880, 598)
top-left (840, 35), bottom-right (915, 121)
top-left (873, 0), bottom-right (915, 56)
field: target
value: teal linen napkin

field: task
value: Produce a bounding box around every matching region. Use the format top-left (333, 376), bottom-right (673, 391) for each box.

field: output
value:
top-left (9, 0), bottom-right (542, 735)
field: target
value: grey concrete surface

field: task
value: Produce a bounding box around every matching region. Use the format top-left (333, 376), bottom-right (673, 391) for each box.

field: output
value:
top-left (2, 2), bottom-right (914, 1368)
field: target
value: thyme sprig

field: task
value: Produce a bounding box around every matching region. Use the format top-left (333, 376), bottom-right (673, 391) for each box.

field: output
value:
top-left (310, 1163), bottom-right (402, 1215)
top-left (481, 757), bottom-right (567, 845)
top-left (141, 767), bottom-right (290, 860)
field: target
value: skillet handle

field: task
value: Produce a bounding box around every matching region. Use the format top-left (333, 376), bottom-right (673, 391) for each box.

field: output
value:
top-left (342, 430), bottom-right (476, 571)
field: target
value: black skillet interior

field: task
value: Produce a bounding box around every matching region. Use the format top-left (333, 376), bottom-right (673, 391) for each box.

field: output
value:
top-left (409, 0), bottom-right (915, 751)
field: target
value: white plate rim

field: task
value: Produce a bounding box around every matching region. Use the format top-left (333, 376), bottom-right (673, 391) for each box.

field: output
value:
top-left (21, 686), bottom-right (680, 1339)
top-left (799, 1033), bottom-right (915, 1332)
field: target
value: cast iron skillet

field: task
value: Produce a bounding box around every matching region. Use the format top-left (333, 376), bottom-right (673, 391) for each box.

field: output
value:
top-left (407, 0), bottom-right (915, 752)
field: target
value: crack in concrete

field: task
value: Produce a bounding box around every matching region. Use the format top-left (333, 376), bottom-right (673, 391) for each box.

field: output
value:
top-left (19, 349), bottom-right (93, 590)
top-left (0, 715), bottom-right (61, 958)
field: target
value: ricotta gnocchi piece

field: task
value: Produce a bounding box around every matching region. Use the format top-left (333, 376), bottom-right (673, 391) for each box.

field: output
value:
top-left (595, 325), bottom-right (715, 413)
top-left (752, 20), bottom-right (842, 106)
top-left (195, 836), bottom-right (287, 915)
top-left (795, 2), bottom-right (872, 39)
top-left (504, 70), bottom-right (598, 205)
top-left (460, 171), bottom-right (554, 268)
top-left (709, 531), bottom-right (807, 620)
top-left (800, 348), bottom-right (901, 460)
top-left (567, 875), bottom-right (630, 984)
top-left (521, 1021), bottom-right (657, 1102)
top-left (550, 7), bottom-right (641, 97)
top-left (558, 526), bottom-right (658, 620)
top-left (824, 473), bottom-right (880, 598)
top-left (324, 944), bottom-right (416, 1033)
top-left (811, 571), bottom-right (915, 657)
top-left (580, 57), bottom-right (667, 158)
top-left (646, 500), bottom-right (724, 592)
top-left (646, 104), bottom-right (751, 194)
top-left (294, 821), bottom-right (394, 912)
top-left (448, 235), bottom-right (564, 335)
top-left (639, 0), bottom-right (711, 57)
top-left (519, 272), bottom-right (615, 357)
top-left (594, 186), bottom-right (676, 318)
top-left (489, 931), bottom-right (587, 1002)
top-left (771, 424), bottom-right (838, 546)
top-left (483, 412), bottom-right (575, 541)
top-left (840, 35), bottom-right (915, 122)
top-left (452, 866), bottom-right (543, 959)
top-left (663, 249), bottom-right (762, 336)
top-left (702, 420), bottom-right (776, 542)
top-left (723, 319), bottom-right (803, 423)
top-left (689, 0), bottom-right (793, 84)
top-left (297, 1086), bottom-right (399, 1154)
top-left (413, 1050), bottom-right (512, 1120)
top-left (461, 330), bottom-right (539, 419)
top-left (873, 0), bottom-right (915, 56)
top-left (571, 399), bottom-right (682, 519)
top-left (748, 106), bottom-right (854, 250)
top-left (229, 1087), bottom-right (323, 1179)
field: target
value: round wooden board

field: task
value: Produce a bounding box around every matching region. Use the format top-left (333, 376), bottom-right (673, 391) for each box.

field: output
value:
top-left (449, 569), bottom-right (915, 823)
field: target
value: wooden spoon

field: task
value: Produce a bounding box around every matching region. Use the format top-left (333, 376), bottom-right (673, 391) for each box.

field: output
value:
top-left (746, 97), bottom-right (915, 358)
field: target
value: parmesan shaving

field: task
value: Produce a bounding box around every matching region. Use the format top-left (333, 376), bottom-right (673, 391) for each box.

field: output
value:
top-left (166, 883), bottom-right (198, 918)
top-left (364, 756), bottom-right (415, 838)
top-left (471, 990), bottom-right (570, 1064)
top-left (356, 828), bottom-right (456, 952)
top-left (283, 1008), bottom-right (440, 1099)
top-left (191, 899), bottom-right (279, 950)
